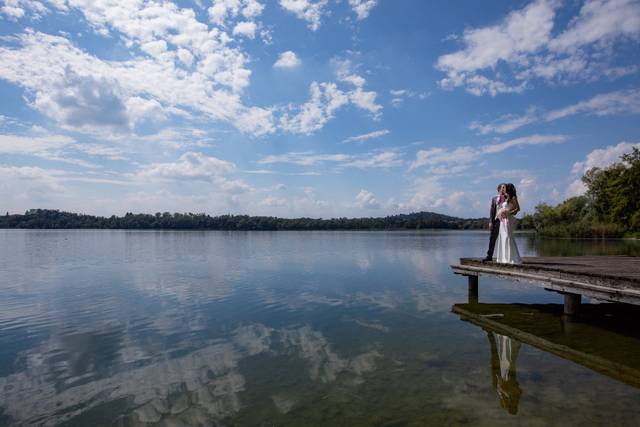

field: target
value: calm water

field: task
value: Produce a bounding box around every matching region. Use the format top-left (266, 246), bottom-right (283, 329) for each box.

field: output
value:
top-left (0, 230), bottom-right (639, 426)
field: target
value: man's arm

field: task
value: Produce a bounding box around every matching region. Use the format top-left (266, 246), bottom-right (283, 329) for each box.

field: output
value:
top-left (489, 197), bottom-right (496, 228)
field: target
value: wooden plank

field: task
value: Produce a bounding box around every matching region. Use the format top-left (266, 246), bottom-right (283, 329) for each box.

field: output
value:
top-left (460, 257), bottom-right (640, 288)
top-left (451, 263), bottom-right (640, 305)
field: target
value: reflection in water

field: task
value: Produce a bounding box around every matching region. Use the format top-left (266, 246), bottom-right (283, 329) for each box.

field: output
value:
top-left (0, 322), bottom-right (380, 426)
top-left (1, 230), bottom-right (640, 426)
top-left (0, 331), bottom-right (245, 425)
top-left (454, 301), bottom-right (640, 417)
top-left (524, 234), bottom-right (640, 257)
top-left (486, 331), bottom-right (522, 415)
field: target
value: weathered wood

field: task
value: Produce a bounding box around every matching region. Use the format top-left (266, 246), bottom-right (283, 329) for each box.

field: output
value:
top-left (461, 256), bottom-right (640, 288)
top-left (468, 275), bottom-right (479, 304)
top-left (563, 293), bottom-right (581, 316)
top-left (451, 256), bottom-right (640, 306)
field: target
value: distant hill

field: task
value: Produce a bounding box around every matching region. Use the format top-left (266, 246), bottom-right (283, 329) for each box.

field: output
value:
top-left (0, 209), bottom-right (488, 231)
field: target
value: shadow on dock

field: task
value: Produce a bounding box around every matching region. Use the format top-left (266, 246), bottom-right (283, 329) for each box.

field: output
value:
top-left (452, 302), bottom-right (640, 414)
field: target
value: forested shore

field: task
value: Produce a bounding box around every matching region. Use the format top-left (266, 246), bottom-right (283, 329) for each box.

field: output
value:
top-left (0, 209), bottom-right (487, 231)
top-left (521, 147), bottom-right (640, 238)
top-left (4, 147), bottom-right (637, 236)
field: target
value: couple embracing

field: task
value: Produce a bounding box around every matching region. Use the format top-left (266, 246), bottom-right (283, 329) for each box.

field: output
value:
top-left (484, 183), bottom-right (522, 264)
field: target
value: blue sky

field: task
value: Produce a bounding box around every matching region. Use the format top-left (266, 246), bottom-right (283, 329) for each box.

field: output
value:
top-left (0, 0), bottom-right (639, 218)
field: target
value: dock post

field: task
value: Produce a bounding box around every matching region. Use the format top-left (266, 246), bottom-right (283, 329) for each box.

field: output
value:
top-left (563, 293), bottom-right (581, 316)
top-left (468, 275), bottom-right (479, 304)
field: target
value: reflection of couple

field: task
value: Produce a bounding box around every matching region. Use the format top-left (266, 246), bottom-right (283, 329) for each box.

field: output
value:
top-left (484, 183), bottom-right (522, 264)
top-left (486, 331), bottom-right (522, 415)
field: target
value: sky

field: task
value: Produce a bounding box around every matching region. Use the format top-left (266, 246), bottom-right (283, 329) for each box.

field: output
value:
top-left (0, 0), bottom-right (639, 219)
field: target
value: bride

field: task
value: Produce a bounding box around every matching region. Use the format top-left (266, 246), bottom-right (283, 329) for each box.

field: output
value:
top-left (495, 183), bottom-right (522, 264)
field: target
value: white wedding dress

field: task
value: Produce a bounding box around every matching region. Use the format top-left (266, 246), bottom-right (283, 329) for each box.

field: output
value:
top-left (495, 200), bottom-right (522, 264)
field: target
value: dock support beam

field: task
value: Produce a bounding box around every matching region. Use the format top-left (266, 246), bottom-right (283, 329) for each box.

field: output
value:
top-left (563, 293), bottom-right (581, 316)
top-left (468, 275), bottom-right (479, 304)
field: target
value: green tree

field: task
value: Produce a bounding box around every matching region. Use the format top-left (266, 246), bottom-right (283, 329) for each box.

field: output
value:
top-left (525, 146), bottom-right (639, 237)
top-left (583, 146), bottom-right (640, 230)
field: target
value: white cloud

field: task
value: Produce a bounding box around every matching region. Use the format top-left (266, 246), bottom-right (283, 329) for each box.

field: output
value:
top-left (208, 0), bottom-right (265, 26)
top-left (0, 3), bottom-right (275, 136)
top-left (0, 133), bottom-right (73, 156)
top-left (437, 0), bottom-right (556, 95)
top-left (410, 134), bottom-right (569, 172)
top-left (273, 51), bottom-right (301, 68)
top-left (234, 106), bottom-right (275, 136)
top-left (74, 143), bottom-right (127, 160)
top-left (257, 152), bottom-right (350, 166)
top-left (208, 0), bottom-right (239, 25)
top-left (343, 129), bottom-right (389, 143)
top-left (331, 57), bottom-right (382, 119)
top-left (550, 0), bottom-right (640, 52)
top-left (342, 151), bottom-right (403, 169)
top-left (279, 0), bottom-right (328, 31)
top-left (571, 141), bottom-right (640, 175)
top-left (354, 189), bottom-right (380, 209)
top-left (233, 21), bottom-right (257, 39)
top-left (261, 195), bottom-right (287, 207)
top-left (334, 58), bottom-right (366, 87)
top-left (256, 186), bottom-right (332, 216)
top-left (470, 89), bottom-right (640, 135)
top-left (481, 134), bottom-right (568, 154)
top-left (341, 74), bottom-right (366, 87)
top-left (0, 164), bottom-right (64, 180)
top-left (436, 0), bottom-right (640, 95)
top-left (259, 28), bottom-right (273, 44)
top-left (139, 151), bottom-right (235, 180)
top-left (0, 131), bottom-right (111, 167)
top-left (125, 126), bottom-right (218, 150)
top-left (257, 150), bottom-right (403, 169)
top-left (138, 151), bottom-right (251, 193)
top-left (0, 165), bottom-right (69, 207)
top-left (31, 68), bottom-right (132, 134)
top-left (469, 108), bottom-right (538, 135)
top-left (241, 0), bottom-right (265, 19)
top-left (566, 179), bottom-right (588, 197)
top-left (0, 163), bottom-right (134, 213)
top-left (1, 2), bottom-right (25, 19)
top-left (348, 0), bottom-right (378, 20)
top-left (410, 146), bottom-right (477, 172)
top-left (544, 88), bottom-right (640, 121)
top-left (567, 141), bottom-right (640, 197)
top-left (349, 87), bottom-right (382, 118)
top-left (389, 88), bottom-right (427, 107)
top-left (279, 82), bottom-right (349, 134)
top-left (398, 175), bottom-right (470, 215)
top-left (0, 0), bottom-right (49, 20)
top-left (389, 89), bottom-right (407, 96)
top-left (176, 48), bottom-right (194, 67)
top-left (125, 96), bottom-right (168, 125)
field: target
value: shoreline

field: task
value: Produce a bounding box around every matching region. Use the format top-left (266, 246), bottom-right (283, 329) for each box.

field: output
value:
top-left (1, 228), bottom-right (638, 240)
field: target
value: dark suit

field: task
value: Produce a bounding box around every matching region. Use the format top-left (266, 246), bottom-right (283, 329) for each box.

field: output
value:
top-left (486, 195), bottom-right (501, 259)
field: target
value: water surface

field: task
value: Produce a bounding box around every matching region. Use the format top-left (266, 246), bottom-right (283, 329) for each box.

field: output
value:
top-left (1, 230), bottom-right (639, 426)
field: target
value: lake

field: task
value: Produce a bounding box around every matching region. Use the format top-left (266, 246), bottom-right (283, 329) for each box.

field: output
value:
top-left (1, 230), bottom-right (639, 426)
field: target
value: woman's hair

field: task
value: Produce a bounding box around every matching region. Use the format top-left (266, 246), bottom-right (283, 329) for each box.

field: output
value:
top-left (505, 183), bottom-right (517, 199)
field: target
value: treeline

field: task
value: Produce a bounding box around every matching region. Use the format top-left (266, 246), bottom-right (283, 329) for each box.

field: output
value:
top-left (521, 147), bottom-right (640, 238)
top-left (0, 209), bottom-right (488, 231)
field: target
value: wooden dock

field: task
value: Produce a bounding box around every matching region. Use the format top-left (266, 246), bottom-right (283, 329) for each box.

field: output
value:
top-left (450, 256), bottom-right (640, 315)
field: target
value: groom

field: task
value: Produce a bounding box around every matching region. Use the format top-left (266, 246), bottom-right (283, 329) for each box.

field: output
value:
top-left (483, 183), bottom-right (506, 262)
